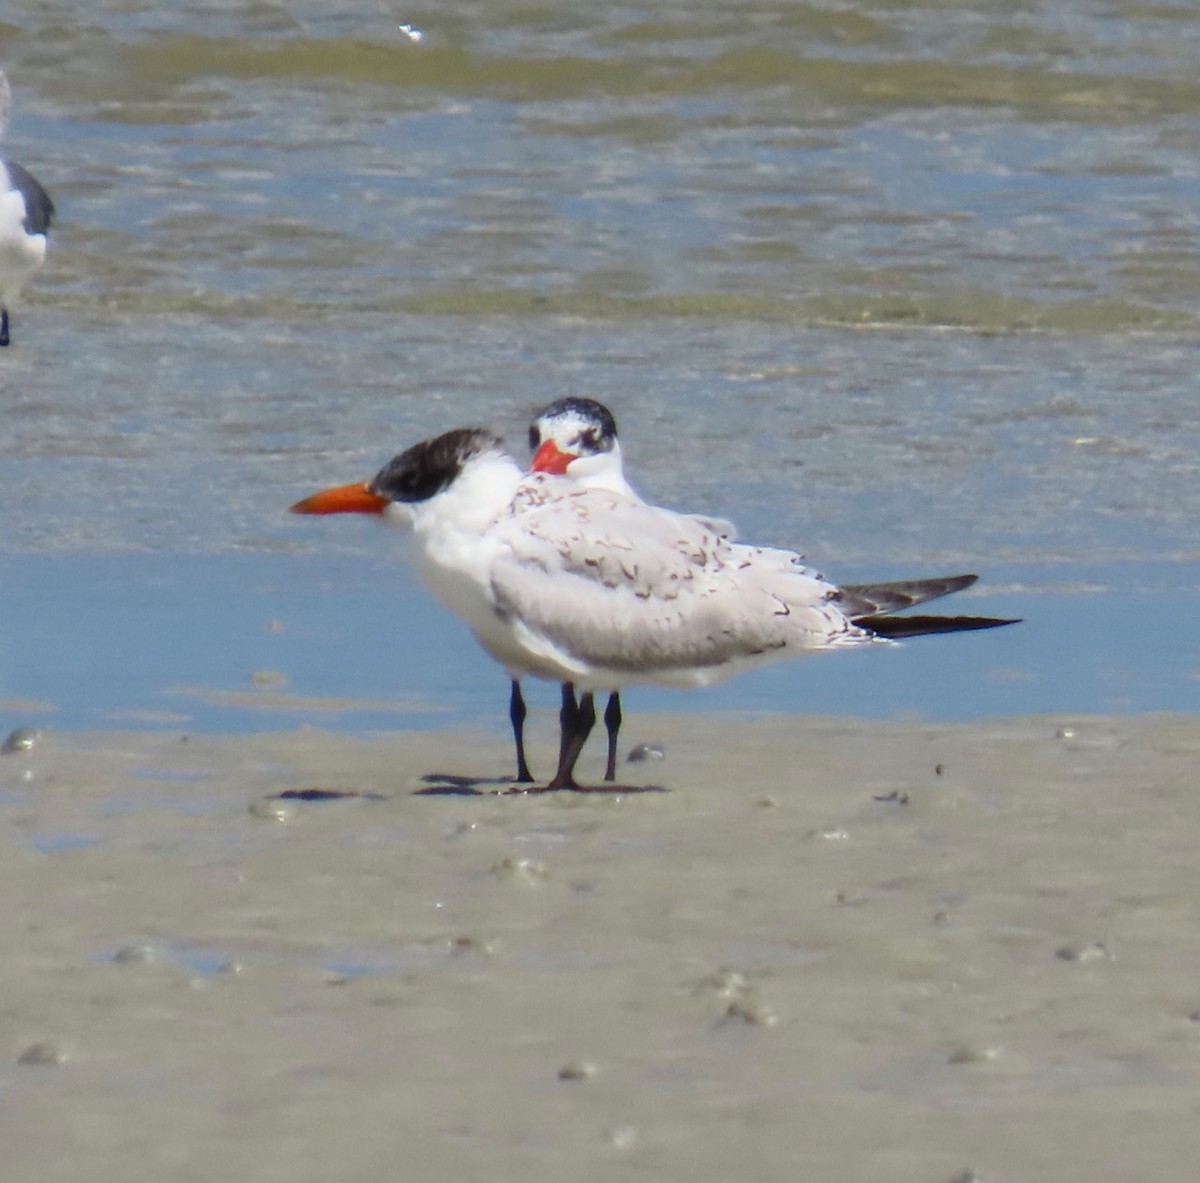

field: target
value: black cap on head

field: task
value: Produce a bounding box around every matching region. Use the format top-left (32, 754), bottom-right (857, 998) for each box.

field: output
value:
top-left (370, 427), bottom-right (503, 504)
top-left (529, 397), bottom-right (618, 454)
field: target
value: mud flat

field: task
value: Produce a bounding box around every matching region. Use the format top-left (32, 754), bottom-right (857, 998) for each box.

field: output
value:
top-left (1, 711), bottom-right (1198, 1182)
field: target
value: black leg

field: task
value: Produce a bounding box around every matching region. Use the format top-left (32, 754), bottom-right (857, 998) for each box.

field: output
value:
top-left (0, 308), bottom-right (9, 347)
top-left (509, 680), bottom-right (534, 783)
top-left (546, 686), bottom-right (596, 790)
top-left (603, 692), bottom-right (622, 782)
top-left (553, 683), bottom-right (577, 773)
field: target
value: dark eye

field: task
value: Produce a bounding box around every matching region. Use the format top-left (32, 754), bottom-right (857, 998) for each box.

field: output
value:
top-left (528, 425), bottom-right (541, 451)
top-left (581, 430), bottom-right (599, 450)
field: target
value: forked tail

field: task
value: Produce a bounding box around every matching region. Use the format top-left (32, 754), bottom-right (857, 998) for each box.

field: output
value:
top-left (835, 572), bottom-right (1019, 638)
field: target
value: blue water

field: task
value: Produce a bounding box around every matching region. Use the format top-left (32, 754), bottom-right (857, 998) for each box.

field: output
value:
top-left (2, 2), bottom-right (1200, 734)
top-left (2, 550), bottom-right (1193, 736)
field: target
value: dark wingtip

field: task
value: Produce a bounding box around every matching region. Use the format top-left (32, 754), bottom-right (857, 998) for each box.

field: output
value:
top-left (861, 615), bottom-right (1021, 639)
top-left (5, 161), bottom-right (53, 235)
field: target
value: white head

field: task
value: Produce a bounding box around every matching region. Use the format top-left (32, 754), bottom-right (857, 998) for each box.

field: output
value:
top-left (528, 397), bottom-right (631, 494)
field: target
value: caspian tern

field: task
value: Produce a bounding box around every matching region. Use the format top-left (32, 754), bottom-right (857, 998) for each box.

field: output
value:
top-left (291, 426), bottom-right (1017, 791)
top-left (0, 71), bottom-right (53, 347)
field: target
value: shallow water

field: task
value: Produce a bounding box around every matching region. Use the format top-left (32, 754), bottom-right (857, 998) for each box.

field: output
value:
top-left (1, 2), bottom-right (1199, 730)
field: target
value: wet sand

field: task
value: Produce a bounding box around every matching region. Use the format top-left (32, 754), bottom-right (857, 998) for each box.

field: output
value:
top-left (1, 711), bottom-right (1198, 1181)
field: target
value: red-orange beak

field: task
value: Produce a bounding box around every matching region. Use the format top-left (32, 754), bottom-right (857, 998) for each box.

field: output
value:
top-left (289, 482), bottom-right (389, 515)
top-left (530, 440), bottom-right (576, 475)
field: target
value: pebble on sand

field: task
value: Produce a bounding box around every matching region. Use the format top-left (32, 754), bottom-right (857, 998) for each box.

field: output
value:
top-left (1, 726), bottom-right (40, 754)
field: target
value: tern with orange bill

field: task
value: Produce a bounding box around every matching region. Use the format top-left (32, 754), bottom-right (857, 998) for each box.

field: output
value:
top-left (291, 422), bottom-right (1017, 791)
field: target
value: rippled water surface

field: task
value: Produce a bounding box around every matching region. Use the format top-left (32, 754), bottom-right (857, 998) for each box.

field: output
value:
top-left (1, 1), bottom-right (1198, 730)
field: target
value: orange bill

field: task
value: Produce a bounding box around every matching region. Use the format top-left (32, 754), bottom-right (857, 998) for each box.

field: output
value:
top-left (530, 439), bottom-right (575, 475)
top-left (290, 482), bottom-right (389, 515)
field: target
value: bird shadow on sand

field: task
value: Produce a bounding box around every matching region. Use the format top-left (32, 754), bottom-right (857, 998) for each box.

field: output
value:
top-left (415, 772), bottom-right (668, 797)
top-left (273, 788), bottom-right (387, 802)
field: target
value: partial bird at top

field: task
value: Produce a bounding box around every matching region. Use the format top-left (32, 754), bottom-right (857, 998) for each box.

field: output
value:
top-left (0, 69), bottom-right (53, 347)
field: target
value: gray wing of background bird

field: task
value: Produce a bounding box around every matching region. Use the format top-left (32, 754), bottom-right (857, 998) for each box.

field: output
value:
top-left (4, 161), bottom-right (53, 235)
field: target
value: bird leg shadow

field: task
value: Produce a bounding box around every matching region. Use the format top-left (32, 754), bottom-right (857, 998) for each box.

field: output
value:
top-left (415, 772), bottom-right (520, 796)
top-left (416, 771), bottom-right (666, 796)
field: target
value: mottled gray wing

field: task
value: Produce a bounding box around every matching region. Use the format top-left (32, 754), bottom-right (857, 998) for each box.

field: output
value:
top-left (489, 488), bottom-right (863, 677)
top-left (835, 574), bottom-right (978, 620)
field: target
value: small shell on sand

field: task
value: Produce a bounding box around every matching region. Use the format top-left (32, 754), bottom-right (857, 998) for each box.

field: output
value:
top-left (18, 1040), bottom-right (70, 1066)
top-left (947, 1043), bottom-right (1000, 1065)
top-left (627, 742), bottom-right (665, 763)
top-left (693, 968), bottom-right (750, 999)
top-left (717, 997), bottom-right (778, 1028)
top-left (492, 856), bottom-right (548, 884)
top-left (2, 727), bottom-right (40, 754)
top-left (1055, 941), bottom-right (1111, 963)
top-left (557, 1060), bottom-right (596, 1081)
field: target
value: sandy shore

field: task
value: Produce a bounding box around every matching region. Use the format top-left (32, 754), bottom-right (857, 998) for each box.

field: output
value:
top-left (1, 711), bottom-right (1198, 1182)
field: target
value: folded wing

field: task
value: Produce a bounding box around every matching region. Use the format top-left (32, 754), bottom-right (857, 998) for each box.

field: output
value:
top-left (489, 486), bottom-right (870, 681)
